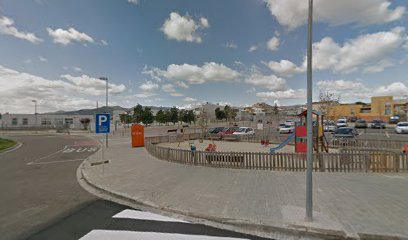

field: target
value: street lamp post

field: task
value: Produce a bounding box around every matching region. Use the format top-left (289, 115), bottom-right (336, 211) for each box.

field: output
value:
top-left (32, 100), bottom-right (38, 127)
top-left (99, 77), bottom-right (109, 148)
top-left (305, 0), bottom-right (314, 221)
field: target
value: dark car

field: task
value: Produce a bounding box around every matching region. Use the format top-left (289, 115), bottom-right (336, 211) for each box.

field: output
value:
top-left (349, 116), bottom-right (358, 122)
top-left (333, 127), bottom-right (359, 139)
top-left (354, 119), bottom-right (367, 128)
top-left (370, 119), bottom-right (386, 129)
top-left (208, 127), bottom-right (224, 134)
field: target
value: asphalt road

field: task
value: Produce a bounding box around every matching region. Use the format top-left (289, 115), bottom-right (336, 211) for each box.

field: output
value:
top-left (0, 134), bottom-right (272, 240)
top-left (0, 134), bottom-right (99, 240)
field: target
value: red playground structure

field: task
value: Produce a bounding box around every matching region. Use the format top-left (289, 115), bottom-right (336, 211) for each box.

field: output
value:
top-left (295, 110), bottom-right (329, 153)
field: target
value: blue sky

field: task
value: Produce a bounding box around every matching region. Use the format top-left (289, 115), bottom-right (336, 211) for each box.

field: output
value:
top-left (0, 0), bottom-right (408, 113)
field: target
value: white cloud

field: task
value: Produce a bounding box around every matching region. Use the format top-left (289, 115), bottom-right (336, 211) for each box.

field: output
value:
top-left (248, 45), bottom-right (258, 52)
top-left (101, 40), bottom-right (108, 46)
top-left (60, 74), bottom-right (126, 95)
top-left (184, 97), bottom-right (197, 102)
top-left (374, 82), bottom-right (408, 96)
top-left (175, 81), bottom-right (189, 89)
top-left (200, 17), bottom-right (210, 28)
top-left (128, 0), bottom-right (139, 5)
top-left (267, 60), bottom-right (305, 76)
top-left (274, 27), bottom-right (407, 75)
top-left (0, 16), bottom-right (43, 44)
top-left (317, 79), bottom-right (408, 99)
top-left (265, 0), bottom-right (405, 30)
top-left (308, 27), bottom-right (407, 73)
top-left (225, 41), bottom-right (237, 49)
top-left (0, 65), bottom-right (126, 113)
top-left (170, 92), bottom-right (183, 97)
top-left (267, 36), bottom-right (280, 51)
top-left (245, 73), bottom-right (287, 91)
top-left (256, 89), bottom-right (306, 99)
top-left (162, 84), bottom-right (177, 93)
top-left (47, 27), bottom-right (94, 45)
top-left (144, 62), bottom-right (239, 85)
top-left (134, 92), bottom-right (156, 98)
top-left (39, 56), bottom-right (48, 62)
top-left (73, 66), bottom-right (82, 72)
top-left (139, 81), bottom-right (159, 91)
top-left (160, 12), bottom-right (209, 43)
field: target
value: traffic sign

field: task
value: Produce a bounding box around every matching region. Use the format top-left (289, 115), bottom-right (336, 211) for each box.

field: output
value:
top-left (96, 113), bottom-right (110, 134)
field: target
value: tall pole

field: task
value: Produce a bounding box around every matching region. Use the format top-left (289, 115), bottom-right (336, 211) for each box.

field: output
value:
top-left (305, 0), bottom-right (314, 221)
top-left (32, 100), bottom-right (37, 127)
top-left (99, 77), bottom-right (109, 148)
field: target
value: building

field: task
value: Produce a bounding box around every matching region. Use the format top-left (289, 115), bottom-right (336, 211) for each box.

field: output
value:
top-left (1, 113), bottom-right (95, 131)
top-left (317, 96), bottom-right (408, 121)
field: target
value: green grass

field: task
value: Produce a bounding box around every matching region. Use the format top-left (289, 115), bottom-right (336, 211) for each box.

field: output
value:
top-left (0, 138), bottom-right (17, 152)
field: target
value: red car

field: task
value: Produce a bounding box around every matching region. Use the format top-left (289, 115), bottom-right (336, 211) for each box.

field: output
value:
top-left (217, 127), bottom-right (239, 137)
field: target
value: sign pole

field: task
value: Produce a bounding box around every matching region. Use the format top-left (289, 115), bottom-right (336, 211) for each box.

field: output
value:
top-left (305, 0), bottom-right (314, 222)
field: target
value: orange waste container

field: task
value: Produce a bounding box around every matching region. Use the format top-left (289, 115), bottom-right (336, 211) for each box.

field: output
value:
top-left (131, 124), bottom-right (145, 147)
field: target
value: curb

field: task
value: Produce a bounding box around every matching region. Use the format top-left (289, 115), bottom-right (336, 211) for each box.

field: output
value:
top-left (78, 160), bottom-right (352, 240)
top-left (0, 142), bottom-right (23, 155)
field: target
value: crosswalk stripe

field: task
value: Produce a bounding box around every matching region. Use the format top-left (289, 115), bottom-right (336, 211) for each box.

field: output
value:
top-left (112, 209), bottom-right (187, 223)
top-left (79, 230), bottom-right (251, 240)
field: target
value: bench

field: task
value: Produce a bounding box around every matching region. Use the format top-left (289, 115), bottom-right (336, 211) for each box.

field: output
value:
top-left (167, 129), bottom-right (177, 133)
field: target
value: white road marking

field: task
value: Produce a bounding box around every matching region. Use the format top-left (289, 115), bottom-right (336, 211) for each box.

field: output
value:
top-left (27, 159), bottom-right (85, 165)
top-left (113, 209), bottom-right (187, 223)
top-left (80, 230), bottom-right (250, 240)
top-left (381, 175), bottom-right (407, 180)
top-left (385, 131), bottom-right (390, 138)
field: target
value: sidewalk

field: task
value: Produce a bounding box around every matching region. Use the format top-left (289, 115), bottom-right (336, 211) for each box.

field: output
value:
top-left (80, 137), bottom-right (408, 240)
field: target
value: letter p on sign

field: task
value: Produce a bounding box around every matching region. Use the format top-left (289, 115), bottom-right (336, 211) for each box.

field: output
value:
top-left (96, 113), bottom-right (110, 133)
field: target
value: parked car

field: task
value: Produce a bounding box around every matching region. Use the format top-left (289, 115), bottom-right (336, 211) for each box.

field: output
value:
top-left (279, 124), bottom-right (295, 134)
top-left (277, 123), bottom-right (286, 131)
top-left (354, 119), bottom-right (368, 128)
top-left (217, 127), bottom-right (239, 136)
top-left (370, 119), bottom-right (386, 129)
top-left (349, 116), bottom-right (358, 122)
top-left (395, 122), bottom-right (408, 134)
top-left (333, 127), bottom-right (359, 139)
top-left (336, 119), bottom-right (348, 128)
top-left (323, 121), bottom-right (336, 132)
top-left (389, 115), bottom-right (400, 124)
top-left (232, 127), bottom-right (255, 136)
top-left (208, 127), bottom-right (224, 134)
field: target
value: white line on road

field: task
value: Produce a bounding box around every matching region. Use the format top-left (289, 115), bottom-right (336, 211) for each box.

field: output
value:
top-left (80, 230), bottom-right (250, 240)
top-left (27, 159), bottom-right (85, 165)
top-left (26, 146), bottom-right (68, 165)
top-left (113, 209), bottom-right (187, 223)
top-left (385, 131), bottom-right (390, 138)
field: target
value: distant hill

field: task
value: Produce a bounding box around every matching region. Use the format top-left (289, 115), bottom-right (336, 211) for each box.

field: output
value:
top-left (44, 105), bottom-right (171, 115)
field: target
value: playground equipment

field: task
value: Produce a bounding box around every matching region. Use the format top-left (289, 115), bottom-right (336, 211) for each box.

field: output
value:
top-left (295, 110), bottom-right (328, 153)
top-left (269, 110), bottom-right (329, 154)
top-left (269, 133), bottom-right (295, 153)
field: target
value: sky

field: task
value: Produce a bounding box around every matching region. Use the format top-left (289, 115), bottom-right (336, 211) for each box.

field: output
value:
top-left (0, 0), bottom-right (408, 113)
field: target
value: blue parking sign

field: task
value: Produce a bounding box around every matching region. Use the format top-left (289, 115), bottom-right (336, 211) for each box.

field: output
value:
top-left (96, 113), bottom-right (110, 133)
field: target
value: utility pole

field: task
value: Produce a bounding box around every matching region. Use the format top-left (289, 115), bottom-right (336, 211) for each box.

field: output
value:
top-left (305, 0), bottom-right (314, 221)
top-left (99, 77), bottom-right (109, 148)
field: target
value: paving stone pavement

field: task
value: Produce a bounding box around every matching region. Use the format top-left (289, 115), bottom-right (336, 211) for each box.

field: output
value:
top-left (81, 137), bottom-right (408, 239)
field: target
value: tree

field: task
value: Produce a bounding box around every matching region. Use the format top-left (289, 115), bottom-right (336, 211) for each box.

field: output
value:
top-left (272, 104), bottom-right (279, 115)
top-left (186, 110), bottom-right (196, 124)
top-left (155, 109), bottom-right (166, 125)
top-left (224, 105), bottom-right (236, 121)
top-left (318, 91), bottom-right (340, 120)
top-left (120, 112), bottom-right (132, 125)
top-left (80, 118), bottom-right (90, 130)
top-left (141, 107), bottom-right (154, 125)
top-left (215, 107), bottom-right (226, 120)
top-left (169, 107), bottom-right (179, 125)
top-left (133, 104), bottom-right (144, 123)
top-left (178, 109), bottom-right (187, 123)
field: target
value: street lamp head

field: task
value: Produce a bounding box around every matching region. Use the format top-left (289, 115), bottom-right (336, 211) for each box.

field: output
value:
top-left (32, 100), bottom-right (37, 103)
top-left (99, 77), bottom-right (108, 81)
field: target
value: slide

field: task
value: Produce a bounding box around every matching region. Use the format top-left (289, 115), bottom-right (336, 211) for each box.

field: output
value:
top-left (269, 133), bottom-right (295, 153)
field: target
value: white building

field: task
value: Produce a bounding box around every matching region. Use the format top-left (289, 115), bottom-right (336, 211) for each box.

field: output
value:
top-left (1, 113), bottom-right (95, 131)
